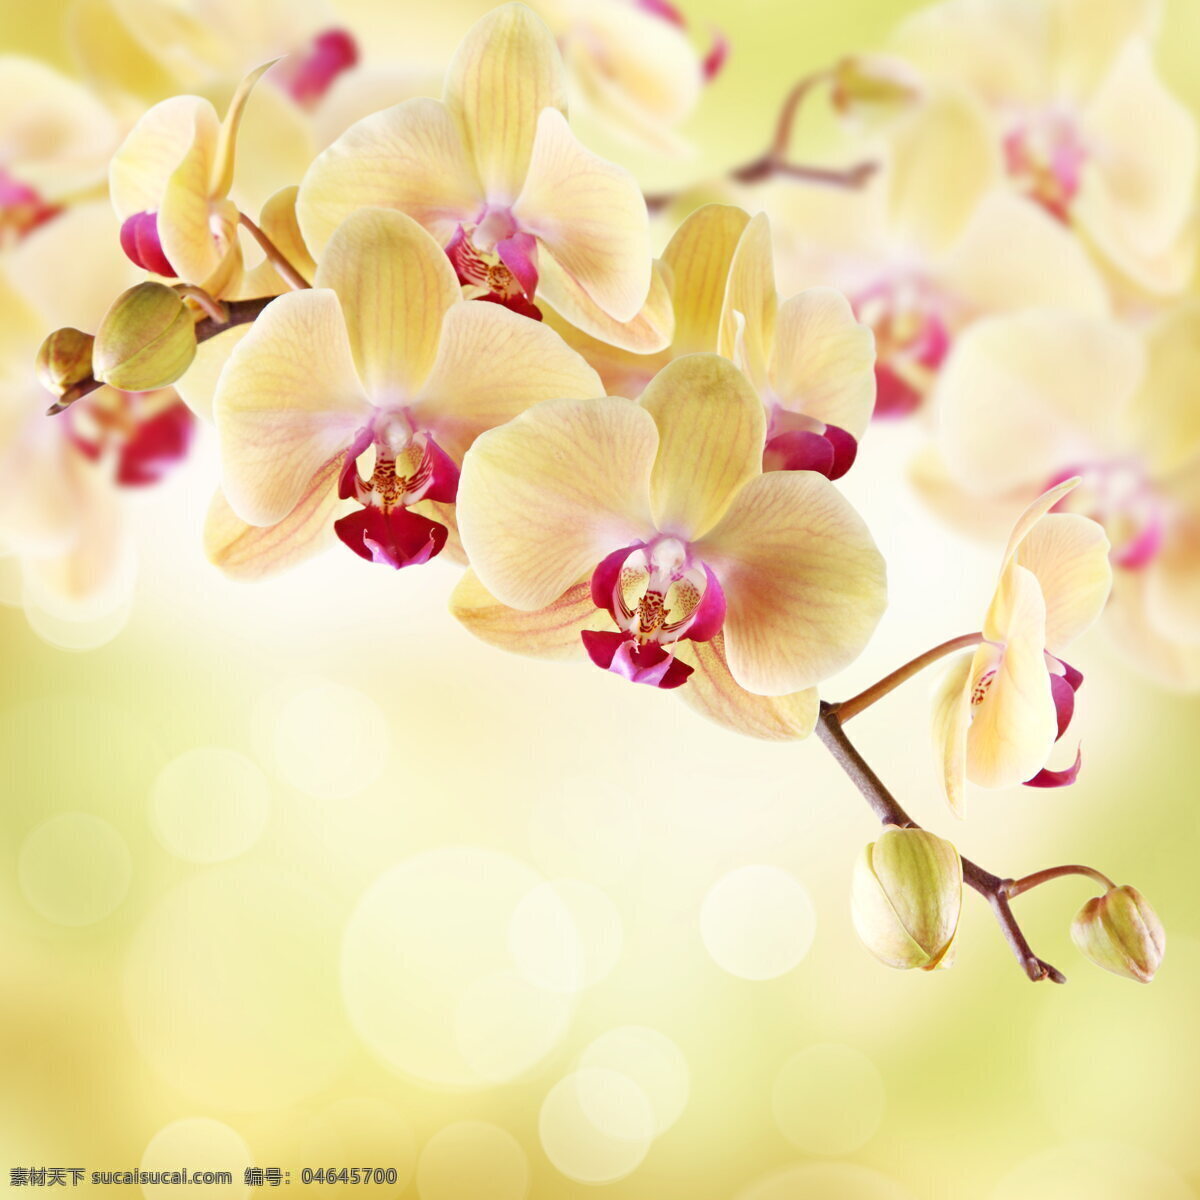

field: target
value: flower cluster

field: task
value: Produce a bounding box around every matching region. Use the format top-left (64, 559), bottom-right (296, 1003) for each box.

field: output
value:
top-left (11, 0), bottom-right (1187, 984)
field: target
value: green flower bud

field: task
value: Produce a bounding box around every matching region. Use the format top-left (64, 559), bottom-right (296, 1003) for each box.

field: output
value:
top-left (93, 282), bottom-right (197, 392)
top-left (36, 327), bottom-right (95, 398)
top-left (1071, 885), bottom-right (1165, 983)
top-left (830, 55), bottom-right (921, 120)
top-left (851, 826), bottom-right (962, 971)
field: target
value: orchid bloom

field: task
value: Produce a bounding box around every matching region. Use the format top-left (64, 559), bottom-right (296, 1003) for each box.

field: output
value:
top-left (717, 211), bottom-right (876, 478)
top-left (926, 306), bottom-right (1200, 690)
top-left (886, 0), bottom-right (1197, 294)
top-left (70, 0), bottom-right (358, 112)
top-left (210, 206), bottom-right (601, 576)
top-left (765, 87), bottom-right (1108, 420)
top-left (111, 61), bottom-right (291, 296)
top-left (933, 479), bottom-right (1112, 814)
top-left (532, 0), bottom-right (718, 155)
top-left (0, 56), bottom-right (119, 246)
top-left (1, 202), bottom-right (192, 621)
top-left (296, 4), bottom-right (655, 347)
top-left (451, 353), bottom-right (887, 740)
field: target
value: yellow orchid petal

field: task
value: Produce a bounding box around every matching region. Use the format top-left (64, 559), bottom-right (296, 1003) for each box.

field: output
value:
top-left (450, 570), bottom-right (608, 660)
top-left (204, 457), bottom-right (346, 580)
top-left (537, 252), bottom-right (673, 354)
top-left (314, 208), bottom-right (462, 402)
top-left (937, 312), bottom-right (1143, 495)
top-left (1015, 513), bottom-right (1112, 652)
top-left (967, 565), bottom-right (1058, 788)
top-left (68, 0), bottom-right (180, 109)
top-left (717, 211), bottom-right (776, 393)
top-left (639, 354), bottom-right (764, 542)
top-left (160, 148), bottom-right (238, 287)
top-left (676, 634), bottom-right (819, 741)
top-left (907, 447), bottom-right (1021, 544)
top-left (1000, 478), bottom-right (1082, 567)
top-left (890, 0), bottom-right (1047, 107)
top-left (662, 204), bottom-right (751, 357)
top-left (210, 60), bottom-right (277, 199)
top-left (110, 94), bottom-right (220, 220)
top-left (214, 289), bottom-right (371, 526)
top-left (699, 471), bottom-right (887, 695)
top-left (1126, 302), bottom-right (1200, 477)
top-left (887, 89), bottom-right (1002, 255)
top-left (1077, 42), bottom-right (1198, 268)
top-left (0, 55), bottom-right (118, 198)
top-left (1053, 0), bottom-right (1162, 99)
top-left (409, 300), bottom-right (602, 464)
top-left (931, 653), bottom-right (973, 817)
top-left (768, 289), bottom-right (876, 437)
top-left (444, 2), bottom-right (566, 203)
top-left (559, 0), bottom-right (701, 153)
top-left (3, 202), bottom-right (140, 332)
top-left (1106, 567), bottom-right (1200, 690)
top-left (175, 325), bottom-right (253, 421)
top-left (937, 191), bottom-right (1108, 317)
top-left (258, 186), bottom-right (317, 286)
top-left (297, 97), bottom-right (484, 256)
top-left (513, 107), bottom-right (652, 323)
top-left (456, 396), bottom-right (657, 610)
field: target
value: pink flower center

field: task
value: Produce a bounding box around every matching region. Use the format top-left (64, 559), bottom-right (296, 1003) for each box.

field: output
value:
top-left (1049, 459), bottom-right (1166, 570)
top-left (61, 387), bottom-right (194, 487)
top-left (852, 276), bottom-right (951, 419)
top-left (0, 168), bottom-right (60, 244)
top-left (581, 536), bottom-right (727, 689)
top-left (446, 209), bottom-right (542, 321)
top-left (334, 412), bottom-right (459, 569)
top-left (1004, 110), bottom-right (1088, 224)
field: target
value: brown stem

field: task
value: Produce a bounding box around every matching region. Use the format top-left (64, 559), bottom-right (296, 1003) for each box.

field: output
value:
top-left (238, 212), bottom-right (310, 292)
top-left (816, 702), bottom-right (1067, 984)
top-left (644, 68), bottom-right (878, 212)
top-left (838, 632), bottom-right (985, 723)
top-left (1004, 864), bottom-right (1117, 899)
top-left (46, 295), bottom-right (276, 416)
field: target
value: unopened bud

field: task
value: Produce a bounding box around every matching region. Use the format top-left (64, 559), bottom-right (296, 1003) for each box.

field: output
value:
top-left (851, 826), bottom-right (962, 970)
top-left (93, 283), bottom-right (197, 392)
top-left (36, 327), bottom-right (95, 398)
top-left (1071, 885), bottom-right (1165, 983)
top-left (831, 54), bottom-right (921, 121)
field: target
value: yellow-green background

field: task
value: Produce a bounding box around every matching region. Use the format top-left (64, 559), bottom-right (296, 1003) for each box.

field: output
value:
top-left (3, 1), bottom-right (1200, 1197)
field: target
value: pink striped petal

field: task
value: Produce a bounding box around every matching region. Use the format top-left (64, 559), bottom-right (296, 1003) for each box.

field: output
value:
top-left (334, 505), bottom-right (448, 569)
top-left (1024, 748), bottom-right (1083, 789)
top-left (116, 399), bottom-right (194, 486)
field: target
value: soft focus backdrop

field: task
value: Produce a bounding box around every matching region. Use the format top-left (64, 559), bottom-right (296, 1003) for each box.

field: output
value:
top-left (3, 1), bottom-right (1200, 1198)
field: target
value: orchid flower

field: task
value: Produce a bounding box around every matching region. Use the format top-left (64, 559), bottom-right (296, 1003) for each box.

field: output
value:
top-left (925, 306), bottom-right (1200, 690)
top-left (764, 88), bottom-right (1108, 420)
top-left (209, 206), bottom-right (602, 577)
top-left (451, 353), bottom-right (887, 740)
top-left (0, 56), bottom-right (119, 246)
top-left (110, 62), bottom-right (282, 297)
top-left (296, 3), bottom-right (655, 347)
top-left (533, 0), bottom-right (714, 155)
top-left (932, 481), bottom-right (1113, 815)
top-left (1, 202), bottom-right (191, 621)
top-left (70, 0), bottom-right (357, 113)
top-left (885, 0), bottom-right (1197, 294)
top-left (717, 211), bottom-right (876, 478)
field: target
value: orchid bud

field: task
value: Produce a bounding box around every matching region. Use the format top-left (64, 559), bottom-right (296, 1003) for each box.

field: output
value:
top-left (93, 283), bottom-right (197, 392)
top-left (851, 826), bottom-right (962, 970)
top-left (36, 327), bottom-right (95, 399)
top-left (1071, 885), bottom-right (1165, 983)
top-left (830, 55), bottom-right (921, 121)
